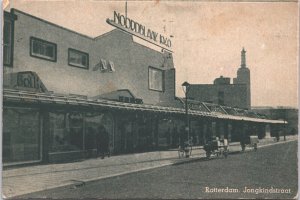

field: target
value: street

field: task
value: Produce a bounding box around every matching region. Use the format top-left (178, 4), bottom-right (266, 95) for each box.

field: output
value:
top-left (17, 141), bottom-right (297, 199)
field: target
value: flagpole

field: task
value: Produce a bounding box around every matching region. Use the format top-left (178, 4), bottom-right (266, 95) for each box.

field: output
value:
top-left (125, 1), bottom-right (128, 18)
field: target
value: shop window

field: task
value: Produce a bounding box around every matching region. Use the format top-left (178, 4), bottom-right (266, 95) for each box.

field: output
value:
top-left (3, 19), bottom-right (13, 66)
top-left (49, 112), bottom-right (67, 152)
top-left (158, 119), bottom-right (172, 147)
top-left (149, 66), bottom-right (164, 92)
top-left (3, 108), bottom-right (40, 163)
top-left (49, 112), bottom-right (83, 152)
top-left (30, 37), bottom-right (57, 62)
top-left (85, 113), bottom-right (114, 151)
top-left (68, 48), bottom-right (89, 69)
top-left (49, 112), bottom-right (113, 153)
top-left (69, 113), bottom-right (84, 150)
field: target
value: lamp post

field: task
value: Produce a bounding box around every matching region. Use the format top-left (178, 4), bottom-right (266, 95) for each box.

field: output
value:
top-left (284, 109), bottom-right (287, 141)
top-left (182, 81), bottom-right (190, 141)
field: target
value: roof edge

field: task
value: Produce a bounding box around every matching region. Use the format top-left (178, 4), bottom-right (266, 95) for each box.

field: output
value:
top-left (10, 8), bottom-right (116, 41)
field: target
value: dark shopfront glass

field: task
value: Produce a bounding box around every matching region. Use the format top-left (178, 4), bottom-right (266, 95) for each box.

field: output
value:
top-left (85, 112), bottom-right (114, 151)
top-left (135, 116), bottom-right (154, 151)
top-left (3, 108), bottom-right (40, 163)
top-left (49, 111), bottom-right (114, 153)
top-left (117, 114), bottom-right (155, 153)
top-left (172, 119), bottom-right (185, 147)
top-left (190, 120), bottom-right (202, 145)
top-left (49, 112), bottom-right (84, 152)
top-left (158, 119), bottom-right (173, 147)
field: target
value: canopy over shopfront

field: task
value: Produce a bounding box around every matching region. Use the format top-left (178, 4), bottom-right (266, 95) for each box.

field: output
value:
top-left (3, 88), bottom-right (286, 124)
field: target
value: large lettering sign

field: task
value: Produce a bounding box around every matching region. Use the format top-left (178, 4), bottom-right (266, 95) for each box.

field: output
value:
top-left (16, 71), bottom-right (48, 93)
top-left (106, 11), bottom-right (173, 52)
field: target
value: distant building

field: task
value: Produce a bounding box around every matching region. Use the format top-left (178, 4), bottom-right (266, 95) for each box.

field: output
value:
top-left (187, 48), bottom-right (251, 109)
top-left (251, 107), bottom-right (298, 136)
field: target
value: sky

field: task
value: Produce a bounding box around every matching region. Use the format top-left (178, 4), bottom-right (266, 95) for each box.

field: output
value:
top-left (4, 0), bottom-right (299, 108)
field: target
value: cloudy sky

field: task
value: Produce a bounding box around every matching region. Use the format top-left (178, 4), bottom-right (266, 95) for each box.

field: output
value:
top-left (5, 0), bottom-right (298, 108)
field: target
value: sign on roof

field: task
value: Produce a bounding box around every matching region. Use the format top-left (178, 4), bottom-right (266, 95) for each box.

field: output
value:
top-left (4, 71), bottom-right (48, 93)
top-left (106, 11), bottom-right (173, 52)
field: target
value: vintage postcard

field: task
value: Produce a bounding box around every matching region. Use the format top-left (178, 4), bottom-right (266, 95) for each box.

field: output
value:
top-left (1, 0), bottom-right (298, 199)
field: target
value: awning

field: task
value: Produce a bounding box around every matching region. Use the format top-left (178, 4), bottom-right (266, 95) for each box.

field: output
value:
top-left (3, 89), bottom-right (286, 124)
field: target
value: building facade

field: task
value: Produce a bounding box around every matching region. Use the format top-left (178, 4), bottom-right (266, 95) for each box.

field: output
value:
top-left (3, 9), bottom-right (176, 105)
top-left (187, 48), bottom-right (251, 110)
top-left (2, 9), bottom-right (284, 166)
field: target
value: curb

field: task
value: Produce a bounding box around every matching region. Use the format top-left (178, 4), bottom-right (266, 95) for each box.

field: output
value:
top-left (11, 163), bottom-right (173, 199)
top-left (8, 138), bottom-right (297, 199)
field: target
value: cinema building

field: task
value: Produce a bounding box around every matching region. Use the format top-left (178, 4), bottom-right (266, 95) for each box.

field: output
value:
top-left (2, 9), bottom-right (285, 166)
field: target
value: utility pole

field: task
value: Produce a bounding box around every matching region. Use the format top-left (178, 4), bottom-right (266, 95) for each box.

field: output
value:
top-left (125, 1), bottom-right (128, 18)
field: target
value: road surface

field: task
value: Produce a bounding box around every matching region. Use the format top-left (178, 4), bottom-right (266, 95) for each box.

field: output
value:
top-left (18, 141), bottom-right (298, 199)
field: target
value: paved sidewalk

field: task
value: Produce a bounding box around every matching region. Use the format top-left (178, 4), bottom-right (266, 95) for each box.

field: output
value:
top-left (2, 135), bottom-right (297, 198)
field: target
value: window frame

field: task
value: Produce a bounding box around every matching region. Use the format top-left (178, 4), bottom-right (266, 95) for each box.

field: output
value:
top-left (148, 66), bottom-right (164, 92)
top-left (3, 12), bottom-right (16, 67)
top-left (68, 48), bottom-right (89, 69)
top-left (30, 37), bottom-right (57, 62)
top-left (3, 106), bottom-right (42, 165)
top-left (49, 111), bottom-right (84, 153)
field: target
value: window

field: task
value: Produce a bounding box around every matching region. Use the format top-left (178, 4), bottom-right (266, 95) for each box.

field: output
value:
top-left (3, 16), bottom-right (14, 66)
top-left (3, 108), bottom-right (40, 163)
top-left (149, 67), bottom-right (164, 92)
top-left (30, 37), bottom-right (57, 62)
top-left (68, 48), bottom-right (89, 69)
top-left (85, 112), bottom-right (114, 150)
top-left (49, 112), bottom-right (83, 152)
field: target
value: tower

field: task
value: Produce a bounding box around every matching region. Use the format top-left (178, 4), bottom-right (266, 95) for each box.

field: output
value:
top-left (233, 48), bottom-right (251, 109)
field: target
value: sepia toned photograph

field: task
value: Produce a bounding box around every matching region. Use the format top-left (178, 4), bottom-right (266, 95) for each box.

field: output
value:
top-left (1, 0), bottom-right (298, 199)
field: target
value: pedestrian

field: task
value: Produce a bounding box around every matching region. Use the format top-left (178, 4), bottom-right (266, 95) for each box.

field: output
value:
top-left (276, 131), bottom-right (280, 142)
top-left (240, 133), bottom-right (247, 151)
